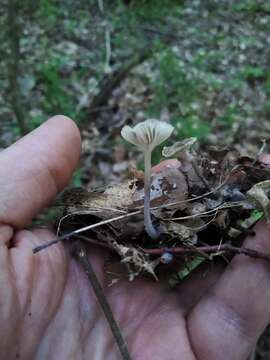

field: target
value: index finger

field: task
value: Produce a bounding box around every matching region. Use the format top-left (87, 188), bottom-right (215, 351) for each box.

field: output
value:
top-left (0, 115), bottom-right (81, 228)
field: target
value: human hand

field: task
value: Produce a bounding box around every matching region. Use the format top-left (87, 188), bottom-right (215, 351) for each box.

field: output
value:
top-left (1, 115), bottom-right (270, 360)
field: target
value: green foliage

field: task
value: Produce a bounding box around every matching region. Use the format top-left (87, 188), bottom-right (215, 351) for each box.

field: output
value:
top-left (147, 49), bottom-right (210, 142)
top-left (173, 115), bottom-right (210, 139)
top-left (2, 0), bottom-right (268, 161)
top-left (240, 66), bottom-right (265, 82)
top-left (150, 50), bottom-right (197, 107)
top-left (124, 0), bottom-right (183, 23)
top-left (251, 209), bottom-right (264, 221)
top-left (28, 113), bottom-right (45, 130)
top-left (263, 101), bottom-right (270, 116)
top-left (154, 50), bottom-right (199, 107)
top-left (264, 71), bottom-right (270, 94)
top-left (37, 0), bottom-right (63, 25)
top-left (233, 0), bottom-right (270, 13)
top-left (33, 206), bottom-right (61, 226)
top-left (226, 66), bottom-right (266, 92)
top-left (71, 169), bottom-right (83, 187)
top-left (111, 0), bottom-right (183, 56)
top-left (37, 54), bottom-right (76, 118)
top-left (178, 257), bottom-right (205, 280)
top-left (219, 104), bottom-right (238, 127)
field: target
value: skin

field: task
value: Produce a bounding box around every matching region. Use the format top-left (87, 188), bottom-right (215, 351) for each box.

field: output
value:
top-left (1, 115), bottom-right (270, 360)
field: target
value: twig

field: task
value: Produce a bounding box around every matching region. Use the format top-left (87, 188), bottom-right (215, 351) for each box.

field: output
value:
top-left (73, 241), bottom-right (131, 360)
top-left (168, 202), bottom-right (242, 221)
top-left (32, 210), bottom-right (141, 253)
top-left (56, 207), bottom-right (127, 236)
top-left (143, 244), bottom-right (270, 261)
top-left (248, 347), bottom-right (257, 360)
top-left (252, 139), bottom-right (266, 166)
top-left (97, 0), bottom-right (112, 73)
top-left (104, 27), bottom-right (112, 74)
top-left (97, 0), bottom-right (104, 13)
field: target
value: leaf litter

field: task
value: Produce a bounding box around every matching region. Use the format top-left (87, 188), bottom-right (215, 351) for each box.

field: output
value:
top-left (44, 136), bottom-right (270, 283)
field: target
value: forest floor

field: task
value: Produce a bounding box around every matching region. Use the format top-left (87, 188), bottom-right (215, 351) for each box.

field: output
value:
top-left (1, 0), bottom-right (270, 358)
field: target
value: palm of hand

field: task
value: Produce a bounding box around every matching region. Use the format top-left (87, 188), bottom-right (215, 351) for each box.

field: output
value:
top-left (1, 226), bottom-right (217, 360)
top-left (1, 116), bottom-right (270, 360)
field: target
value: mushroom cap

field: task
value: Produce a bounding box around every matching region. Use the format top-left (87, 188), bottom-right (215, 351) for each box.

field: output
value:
top-left (121, 119), bottom-right (174, 152)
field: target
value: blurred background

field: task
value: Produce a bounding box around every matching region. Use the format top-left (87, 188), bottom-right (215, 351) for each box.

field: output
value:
top-left (0, 0), bottom-right (270, 356)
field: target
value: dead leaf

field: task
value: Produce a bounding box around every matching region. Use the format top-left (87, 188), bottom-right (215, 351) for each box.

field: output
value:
top-left (246, 180), bottom-right (270, 222)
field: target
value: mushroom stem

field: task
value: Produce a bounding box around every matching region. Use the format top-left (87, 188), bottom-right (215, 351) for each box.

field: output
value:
top-left (144, 149), bottom-right (159, 239)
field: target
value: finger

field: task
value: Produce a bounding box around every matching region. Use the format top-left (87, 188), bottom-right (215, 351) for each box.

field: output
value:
top-left (175, 261), bottom-right (225, 314)
top-left (188, 220), bottom-right (270, 360)
top-left (0, 115), bottom-right (81, 228)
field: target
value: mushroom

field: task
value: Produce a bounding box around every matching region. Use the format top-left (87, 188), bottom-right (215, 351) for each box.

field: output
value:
top-left (121, 119), bottom-right (174, 239)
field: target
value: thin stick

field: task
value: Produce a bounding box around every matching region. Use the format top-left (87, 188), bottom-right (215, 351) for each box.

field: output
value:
top-left (168, 202), bottom-right (242, 221)
top-left (252, 139), bottom-right (266, 166)
top-left (104, 27), bottom-right (112, 73)
top-left (97, 0), bottom-right (104, 13)
top-left (97, 0), bottom-right (111, 73)
top-left (73, 241), bottom-right (131, 360)
top-left (143, 245), bottom-right (270, 261)
top-left (32, 210), bottom-right (140, 253)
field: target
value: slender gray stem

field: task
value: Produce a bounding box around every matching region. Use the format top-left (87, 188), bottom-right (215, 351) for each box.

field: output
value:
top-left (144, 149), bottom-right (159, 239)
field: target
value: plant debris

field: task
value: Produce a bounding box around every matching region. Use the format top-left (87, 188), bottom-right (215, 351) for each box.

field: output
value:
top-left (38, 137), bottom-right (270, 282)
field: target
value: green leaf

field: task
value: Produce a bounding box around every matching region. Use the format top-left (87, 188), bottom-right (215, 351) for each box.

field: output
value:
top-left (178, 257), bottom-right (205, 280)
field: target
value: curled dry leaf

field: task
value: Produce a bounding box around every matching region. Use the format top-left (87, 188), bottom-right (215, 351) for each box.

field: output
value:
top-left (162, 137), bottom-right (197, 160)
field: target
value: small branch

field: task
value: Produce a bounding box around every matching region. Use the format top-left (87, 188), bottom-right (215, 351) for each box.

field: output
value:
top-left (252, 139), bottom-right (266, 166)
top-left (73, 241), bottom-right (131, 360)
top-left (32, 210), bottom-right (141, 253)
top-left (143, 245), bottom-right (270, 261)
top-left (97, 0), bottom-right (104, 13)
top-left (104, 27), bottom-right (112, 73)
top-left (97, 0), bottom-right (112, 73)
